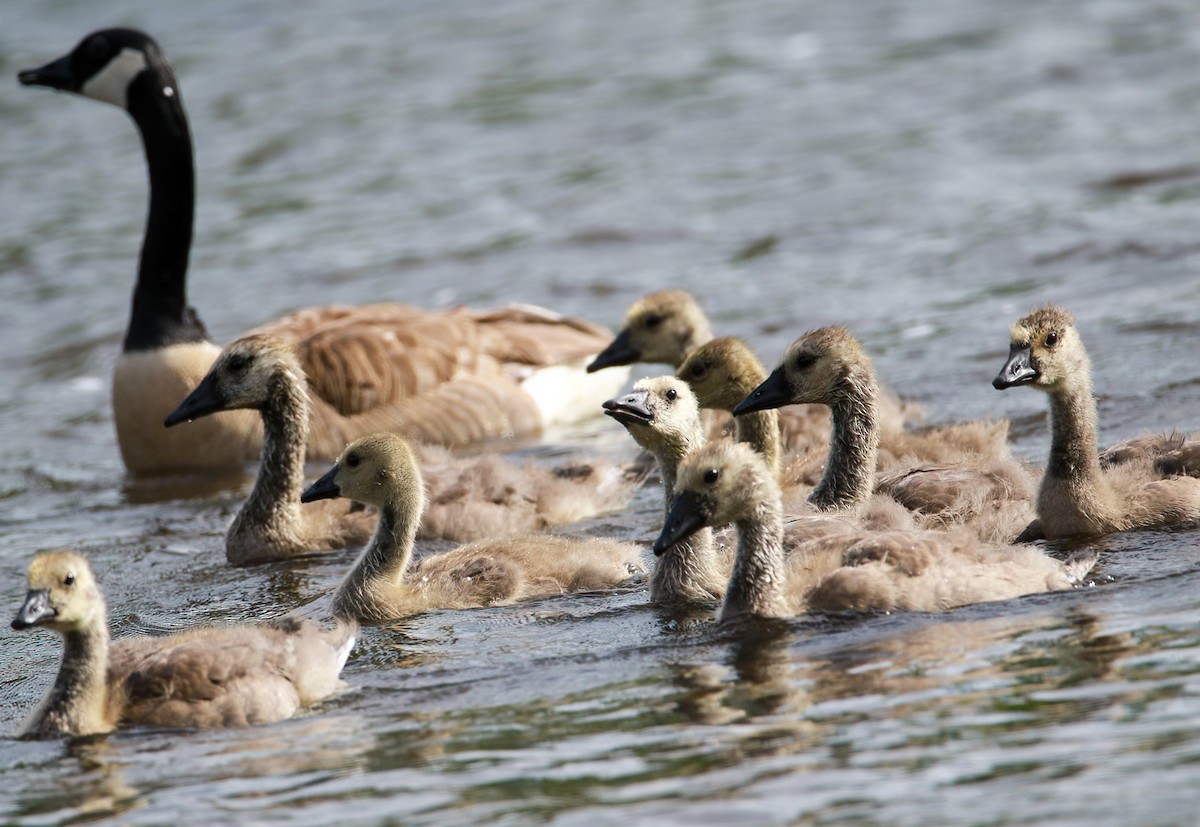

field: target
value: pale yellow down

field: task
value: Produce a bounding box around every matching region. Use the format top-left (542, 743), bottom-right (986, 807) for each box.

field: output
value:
top-left (13, 551), bottom-right (355, 738)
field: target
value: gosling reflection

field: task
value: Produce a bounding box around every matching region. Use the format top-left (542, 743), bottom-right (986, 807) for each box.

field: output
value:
top-left (669, 621), bottom-right (809, 724)
top-left (14, 739), bottom-right (146, 822)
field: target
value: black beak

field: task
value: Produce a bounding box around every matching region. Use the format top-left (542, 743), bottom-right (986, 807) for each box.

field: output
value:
top-left (993, 344), bottom-right (1038, 390)
top-left (602, 389), bottom-right (653, 426)
top-left (301, 466), bottom-right (341, 503)
top-left (12, 589), bottom-right (55, 630)
top-left (18, 54), bottom-right (77, 92)
top-left (587, 329), bottom-right (638, 373)
top-left (654, 491), bottom-right (711, 555)
top-left (733, 366), bottom-right (791, 416)
top-left (164, 372), bottom-right (226, 427)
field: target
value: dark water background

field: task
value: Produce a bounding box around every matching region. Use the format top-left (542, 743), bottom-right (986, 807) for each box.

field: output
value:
top-left (3, 0), bottom-right (1200, 824)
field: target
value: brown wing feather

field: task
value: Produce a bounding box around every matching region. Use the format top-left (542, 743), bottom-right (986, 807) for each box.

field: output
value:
top-left (461, 304), bottom-right (615, 366)
top-left (304, 370), bottom-right (545, 455)
top-left (247, 302), bottom-right (610, 419)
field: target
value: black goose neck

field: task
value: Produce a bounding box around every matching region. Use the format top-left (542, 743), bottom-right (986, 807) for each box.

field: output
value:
top-left (121, 61), bottom-right (208, 352)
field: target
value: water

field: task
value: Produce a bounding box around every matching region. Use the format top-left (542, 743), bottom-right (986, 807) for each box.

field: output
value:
top-left (3, 0), bottom-right (1200, 823)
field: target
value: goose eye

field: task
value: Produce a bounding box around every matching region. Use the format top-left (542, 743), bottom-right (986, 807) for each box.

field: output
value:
top-left (690, 364), bottom-right (707, 380)
top-left (644, 313), bottom-right (664, 330)
top-left (665, 388), bottom-right (677, 402)
top-left (703, 468), bottom-right (719, 485)
top-left (794, 352), bottom-right (817, 371)
top-left (63, 572), bottom-right (75, 587)
top-left (227, 354), bottom-right (250, 374)
top-left (1045, 331), bottom-right (1059, 347)
top-left (346, 453), bottom-right (361, 469)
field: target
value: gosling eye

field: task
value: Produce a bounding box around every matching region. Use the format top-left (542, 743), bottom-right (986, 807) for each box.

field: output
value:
top-left (345, 453), bottom-right (361, 469)
top-left (644, 313), bottom-right (664, 330)
top-left (690, 364), bottom-right (707, 380)
top-left (1044, 331), bottom-right (1059, 347)
top-left (793, 352), bottom-right (817, 371)
top-left (63, 572), bottom-right (75, 587)
top-left (227, 354), bottom-right (251, 374)
top-left (665, 388), bottom-right (677, 402)
top-left (702, 468), bottom-right (719, 485)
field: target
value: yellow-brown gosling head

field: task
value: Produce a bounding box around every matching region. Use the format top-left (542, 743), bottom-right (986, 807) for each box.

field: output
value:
top-left (12, 551), bottom-right (104, 634)
top-left (588, 290), bottom-right (712, 372)
top-left (993, 305), bottom-right (1087, 394)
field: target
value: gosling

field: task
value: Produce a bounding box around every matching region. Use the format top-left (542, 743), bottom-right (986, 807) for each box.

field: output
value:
top-left (11, 550), bottom-right (354, 738)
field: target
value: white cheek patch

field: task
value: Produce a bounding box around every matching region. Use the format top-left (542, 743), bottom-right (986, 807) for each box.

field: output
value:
top-left (81, 47), bottom-right (148, 108)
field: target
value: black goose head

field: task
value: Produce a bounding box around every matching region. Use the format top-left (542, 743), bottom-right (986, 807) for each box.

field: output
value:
top-left (19, 29), bottom-right (177, 112)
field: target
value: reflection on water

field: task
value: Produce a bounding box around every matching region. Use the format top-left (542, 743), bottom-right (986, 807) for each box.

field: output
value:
top-left (8, 738), bottom-right (144, 824)
top-left (4, 0), bottom-right (1200, 823)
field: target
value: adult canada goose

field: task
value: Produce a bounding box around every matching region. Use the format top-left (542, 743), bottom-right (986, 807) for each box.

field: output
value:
top-left (18, 29), bottom-right (626, 476)
top-left (735, 327), bottom-right (1036, 543)
top-left (993, 305), bottom-right (1200, 539)
top-left (655, 443), bottom-right (1093, 622)
top-left (11, 550), bottom-right (355, 738)
top-left (166, 335), bottom-right (641, 564)
top-left (603, 377), bottom-right (730, 602)
top-left (300, 433), bottom-right (646, 623)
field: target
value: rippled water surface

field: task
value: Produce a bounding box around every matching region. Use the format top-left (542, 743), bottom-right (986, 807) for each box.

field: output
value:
top-left (3, 0), bottom-right (1200, 824)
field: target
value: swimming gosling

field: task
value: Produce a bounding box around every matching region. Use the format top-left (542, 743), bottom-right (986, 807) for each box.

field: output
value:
top-left (994, 305), bottom-right (1200, 539)
top-left (301, 433), bottom-right (646, 623)
top-left (11, 550), bottom-right (355, 738)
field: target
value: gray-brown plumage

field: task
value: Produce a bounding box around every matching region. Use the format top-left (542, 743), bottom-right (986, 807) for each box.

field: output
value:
top-left (11, 550), bottom-right (355, 738)
top-left (167, 336), bottom-right (641, 564)
top-left (736, 327), bottom-right (1036, 542)
top-left (301, 433), bottom-right (646, 623)
top-left (655, 443), bottom-right (1093, 622)
top-left (1100, 432), bottom-right (1200, 477)
top-left (994, 305), bottom-right (1200, 539)
top-left (251, 303), bottom-right (628, 460)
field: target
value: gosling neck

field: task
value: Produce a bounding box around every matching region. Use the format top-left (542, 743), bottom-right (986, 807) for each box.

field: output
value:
top-left (645, 427), bottom-right (704, 507)
top-left (33, 621), bottom-right (111, 737)
top-left (810, 373), bottom-right (879, 511)
top-left (1045, 371), bottom-right (1105, 487)
top-left (334, 489), bottom-right (422, 617)
top-left (647, 429), bottom-right (724, 603)
top-left (734, 408), bottom-right (782, 480)
top-left (122, 66), bottom-right (208, 351)
top-left (234, 373), bottom-right (311, 538)
top-left (652, 525), bottom-right (722, 604)
top-left (721, 495), bottom-right (788, 621)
